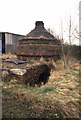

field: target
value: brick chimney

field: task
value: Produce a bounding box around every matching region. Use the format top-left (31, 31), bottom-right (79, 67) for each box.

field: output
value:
top-left (35, 21), bottom-right (44, 28)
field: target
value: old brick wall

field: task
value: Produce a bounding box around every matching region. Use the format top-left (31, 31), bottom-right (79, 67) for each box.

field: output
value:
top-left (19, 38), bottom-right (61, 45)
top-left (17, 44), bottom-right (62, 61)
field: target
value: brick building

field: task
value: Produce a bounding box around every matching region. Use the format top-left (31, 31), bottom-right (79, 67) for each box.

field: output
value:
top-left (17, 21), bottom-right (61, 60)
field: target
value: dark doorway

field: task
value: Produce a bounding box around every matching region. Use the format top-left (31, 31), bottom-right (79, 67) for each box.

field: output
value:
top-left (2, 33), bottom-right (5, 54)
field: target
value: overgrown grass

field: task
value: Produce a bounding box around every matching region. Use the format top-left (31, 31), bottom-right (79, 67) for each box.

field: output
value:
top-left (0, 52), bottom-right (17, 59)
top-left (2, 54), bottom-right (80, 118)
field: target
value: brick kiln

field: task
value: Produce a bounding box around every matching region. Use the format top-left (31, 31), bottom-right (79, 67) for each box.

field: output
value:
top-left (17, 21), bottom-right (61, 61)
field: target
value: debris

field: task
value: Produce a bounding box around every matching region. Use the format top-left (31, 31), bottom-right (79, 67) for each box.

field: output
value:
top-left (5, 58), bottom-right (27, 65)
top-left (10, 69), bottom-right (27, 75)
top-left (2, 63), bottom-right (54, 86)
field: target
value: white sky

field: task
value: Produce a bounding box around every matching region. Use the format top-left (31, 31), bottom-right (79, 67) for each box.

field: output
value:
top-left (0, 0), bottom-right (80, 45)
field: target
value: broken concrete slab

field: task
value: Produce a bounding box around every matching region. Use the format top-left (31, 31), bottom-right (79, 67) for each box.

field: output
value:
top-left (10, 69), bottom-right (27, 75)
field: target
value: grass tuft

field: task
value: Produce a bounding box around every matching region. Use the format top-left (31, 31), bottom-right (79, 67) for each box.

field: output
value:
top-left (43, 87), bottom-right (54, 92)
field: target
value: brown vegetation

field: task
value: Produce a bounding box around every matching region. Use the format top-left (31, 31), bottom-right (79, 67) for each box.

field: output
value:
top-left (2, 53), bottom-right (80, 118)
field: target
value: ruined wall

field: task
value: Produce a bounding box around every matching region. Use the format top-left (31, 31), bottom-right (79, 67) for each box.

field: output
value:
top-left (23, 64), bottom-right (51, 86)
top-left (8, 63), bottom-right (54, 86)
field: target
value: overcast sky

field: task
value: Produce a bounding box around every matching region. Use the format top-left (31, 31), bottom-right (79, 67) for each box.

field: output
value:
top-left (0, 0), bottom-right (80, 44)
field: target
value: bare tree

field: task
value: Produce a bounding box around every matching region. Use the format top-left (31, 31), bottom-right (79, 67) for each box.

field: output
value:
top-left (66, 15), bottom-right (72, 65)
top-left (66, 15), bottom-right (79, 65)
top-left (47, 28), bottom-right (60, 40)
top-left (60, 20), bottom-right (66, 68)
top-left (47, 27), bottom-right (66, 68)
top-left (47, 15), bottom-right (79, 68)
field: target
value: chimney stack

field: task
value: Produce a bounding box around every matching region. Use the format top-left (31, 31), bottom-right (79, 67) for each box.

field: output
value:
top-left (35, 21), bottom-right (44, 28)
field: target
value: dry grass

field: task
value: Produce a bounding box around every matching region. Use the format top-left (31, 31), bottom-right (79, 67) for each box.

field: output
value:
top-left (2, 53), bottom-right (80, 118)
top-left (0, 52), bottom-right (17, 59)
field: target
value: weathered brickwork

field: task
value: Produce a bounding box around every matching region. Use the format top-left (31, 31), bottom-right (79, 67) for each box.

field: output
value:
top-left (19, 38), bottom-right (60, 45)
top-left (17, 21), bottom-right (62, 61)
top-left (17, 44), bottom-right (61, 56)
